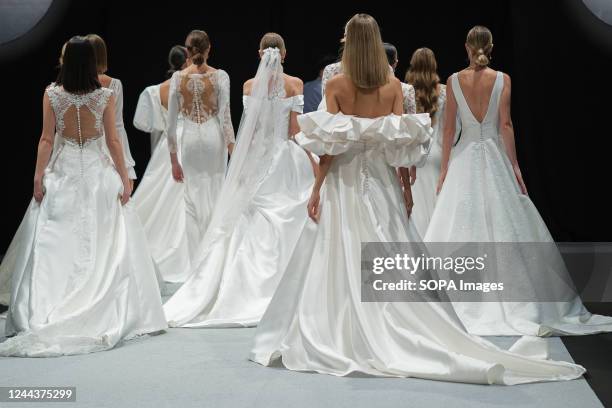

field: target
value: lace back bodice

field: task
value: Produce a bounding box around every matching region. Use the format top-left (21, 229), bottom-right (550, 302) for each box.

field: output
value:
top-left (46, 85), bottom-right (113, 144)
top-left (167, 69), bottom-right (235, 153)
top-left (175, 73), bottom-right (217, 124)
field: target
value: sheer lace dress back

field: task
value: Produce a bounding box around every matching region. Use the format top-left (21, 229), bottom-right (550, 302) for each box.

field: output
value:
top-left (46, 85), bottom-right (113, 145)
top-left (166, 69), bottom-right (235, 153)
top-left (174, 72), bottom-right (222, 125)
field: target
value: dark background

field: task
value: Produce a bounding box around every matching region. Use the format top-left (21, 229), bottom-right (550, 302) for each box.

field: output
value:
top-left (0, 0), bottom-right (611, 251)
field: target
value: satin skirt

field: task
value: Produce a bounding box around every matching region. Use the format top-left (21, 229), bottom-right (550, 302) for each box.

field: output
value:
top-left (181, 119), bottom-right (227, 261)
top-left (163, 140), bottom-right (314, 327)
top-left (250, 146), bottom-right (585, 384)
top-left (411, 140), bottom-right (441, 237)
top-left (132, 126), bottom-right (191, 283)
top-left (424, 135), bottom-right (612, 336)
top-left (0, 142), bottom-right (167, 357)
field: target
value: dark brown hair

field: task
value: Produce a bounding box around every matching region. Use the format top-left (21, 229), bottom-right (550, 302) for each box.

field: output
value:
top-left (85, 33), bottom-right (107, 74)
top-left (185, 30), bottom-right (210, 66)
top-left (56, 36), bottom-right (101, 94)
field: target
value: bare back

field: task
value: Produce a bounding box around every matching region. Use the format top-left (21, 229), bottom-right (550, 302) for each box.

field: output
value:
top-left (456, 67), bottom-right (498, 123)
top-left (325, 74), bottom-right (403, 118)
top-left (243, 73), bottom-right (302, 97)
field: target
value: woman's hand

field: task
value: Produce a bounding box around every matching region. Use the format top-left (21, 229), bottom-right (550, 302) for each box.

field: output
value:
top-left (403, 188), bottom-right (414, 219)
top-left (513, 165), bottom-right (528, 195)
top-left (172, 162), bottom-right (184, 183)
top-left (436, 168), bottom-right (448, 195)
top-left (307, 188), bottom-right (321, 223)
top-left (409, 165), bottom-right (417, 185)
top-left (119, 178), bottom-right (132, 205)
top-left (33, 177), bottom-right (45, 203)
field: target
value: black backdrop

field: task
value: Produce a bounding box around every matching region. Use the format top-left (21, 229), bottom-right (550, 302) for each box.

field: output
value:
top-left (0, 0), bottom-right (610, 252)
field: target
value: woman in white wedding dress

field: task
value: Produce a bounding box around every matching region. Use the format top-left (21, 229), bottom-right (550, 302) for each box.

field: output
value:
top-left (322, 41), bottom-right (419, 216)
top-left (0, 37), bottom-right (167, 357)
top-left (86, 34), bottom-right (137, 183)
top-left (163, 34), bottom-right (316, 327)
top-left (0, 37), bottom-right (147, 305)
top-left (134, 45), bottom-right (189, 150)
top-left (406, 48), bottom-right (451, 236)
top-left (425, 26), bottom-right (612, 336)
top-left (167, 30), bottom-right (235, 265)
top-left (249, 14), bottom-right (586, 385)
top-left (131, 45), bottom-right (192, 283)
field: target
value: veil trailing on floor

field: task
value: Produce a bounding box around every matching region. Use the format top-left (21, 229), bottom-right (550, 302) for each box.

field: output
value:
top-left (191, 47), bottom-right (285, 265)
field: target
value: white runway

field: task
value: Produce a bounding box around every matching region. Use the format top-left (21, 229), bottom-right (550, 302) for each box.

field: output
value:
top-left (0, 319), bottom-right (603, 408)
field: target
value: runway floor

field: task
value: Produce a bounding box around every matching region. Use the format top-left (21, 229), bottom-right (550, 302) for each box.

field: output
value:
top-left (0, 318), bottom-right (604, 408)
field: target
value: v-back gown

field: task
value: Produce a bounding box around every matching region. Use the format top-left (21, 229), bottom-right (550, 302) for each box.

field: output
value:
top-left (424, 71), bottom-right (612, 336)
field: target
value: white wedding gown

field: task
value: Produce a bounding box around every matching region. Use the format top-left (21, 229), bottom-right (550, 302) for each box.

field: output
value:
top-left (250, 108), bottom-right (586, 385)
top-left (164, 49), bottom-right (315, 327)
top-left (166, 69), bottom-right (235, 266)
top-left (410, 84), bottom-right (447, 236)
top-left (0, 79), bottom-right (139, 305)
top-left (132, 84), bottom-right (190, 283)
top-left (424, 71), bottom-right (612, 336)
top-left (107, 78), bottom-right (137, 180)
top-left (0, 85), bottom-right (167, 357)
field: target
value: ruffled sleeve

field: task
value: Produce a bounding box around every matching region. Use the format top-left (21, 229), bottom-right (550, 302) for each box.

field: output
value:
top-left (291, 95), bottom-right (304, 114)
top-left (133, 85), bottom-right (165, 133)
top-left (295, 111), bottom-right (432, 167)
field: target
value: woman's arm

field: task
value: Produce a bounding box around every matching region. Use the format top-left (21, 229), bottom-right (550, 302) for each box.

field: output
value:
top-left (499, 74), bottom-right (527, 194)
top-left (218, 71), bottom-right (236, 155)
top-left (103, 96), bottom-right (131, 205)
top-left (307, 154), bottom-right (332, 222)
top-left (33, 92), bottom-right (56, 202)
top-left (436, 76), bottom-right (457, 194)
top-left (166, 73), bottom-right (184, 182)
top-left (306, 78), bottom-right (342, 222)
top-left (393, 80), bottom-right (414, 218)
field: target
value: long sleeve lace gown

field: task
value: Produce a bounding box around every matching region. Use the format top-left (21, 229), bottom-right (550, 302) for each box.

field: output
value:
top-left (166, 69), bottom-right (235, 268)
top-left (0, 85), bottom-right (167, 357)
top-left (249, 82), bottom-right (587, 385)
top-left (163, 48), bottom-right (315, 327)
top-left (132, 84), bottom-right (190, 283)
top-left (410, 84), bottom-right (448, 237)
top-left (424, 71), bottom-right (612, 336)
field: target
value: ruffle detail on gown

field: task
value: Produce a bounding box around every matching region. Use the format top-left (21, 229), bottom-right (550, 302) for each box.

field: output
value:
top-left (295, 111), bottom-right (433, 167)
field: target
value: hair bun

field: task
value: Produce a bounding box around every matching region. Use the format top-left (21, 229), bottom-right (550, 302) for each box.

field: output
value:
top-left (475, 53), bottom-right (490, 67)
top-left (191, 51), bottom-right (205, 66)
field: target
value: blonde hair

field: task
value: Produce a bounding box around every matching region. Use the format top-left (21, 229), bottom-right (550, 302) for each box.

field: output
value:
top-left (406, 48), bottom-right (440, 119)
top-left (466, 25), bottom-right (493, 67)
top-left (259, 32), bottom-right (286, 53)
top-left (341, 14), bottom-right (389, 89)
top-left (85, 34), bottom-right (107, 74)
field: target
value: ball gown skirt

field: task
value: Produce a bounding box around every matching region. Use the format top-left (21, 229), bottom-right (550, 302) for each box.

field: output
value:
top-left (0, 138), bottom-right (167, 357)
top-left (250, 111), bottom-right (585, 385)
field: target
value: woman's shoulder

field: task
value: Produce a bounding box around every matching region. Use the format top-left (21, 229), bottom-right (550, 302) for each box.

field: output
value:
top-left (283, 74), bottom-right (303, 97)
